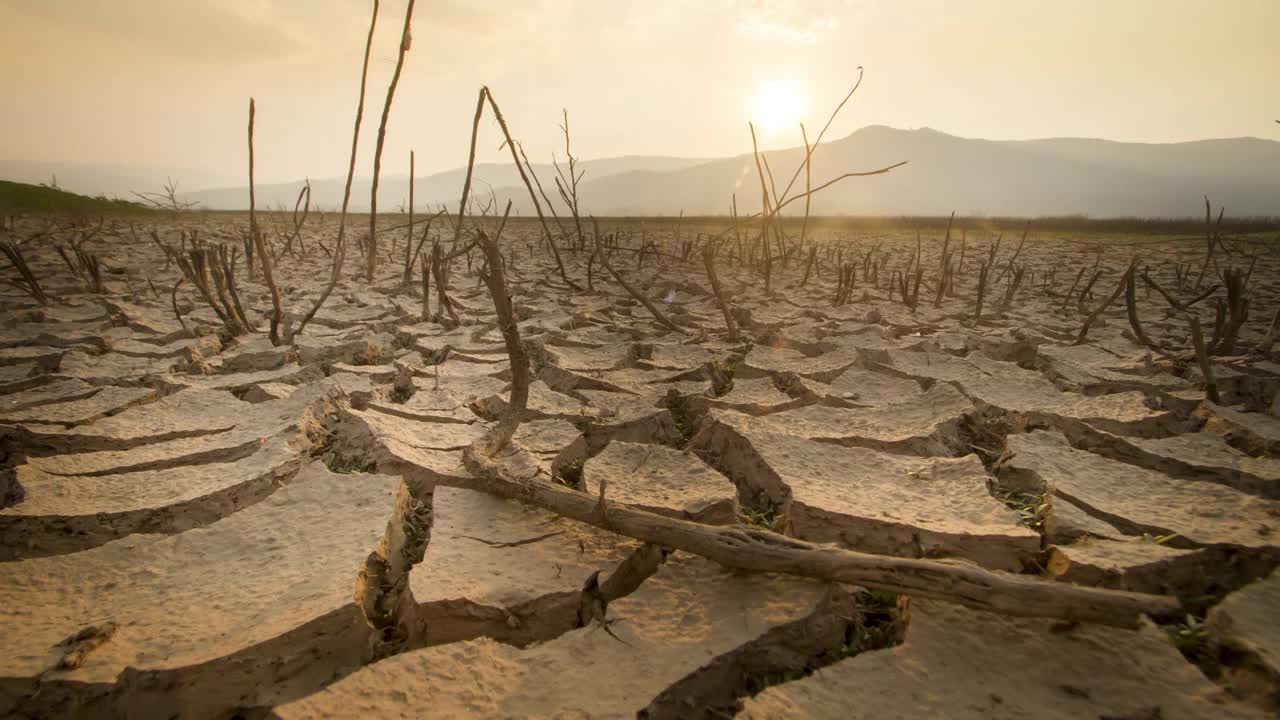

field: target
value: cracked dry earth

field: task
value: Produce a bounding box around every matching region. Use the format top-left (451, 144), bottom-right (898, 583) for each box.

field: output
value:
top-left (2, 214), bottom-right (1279, 719)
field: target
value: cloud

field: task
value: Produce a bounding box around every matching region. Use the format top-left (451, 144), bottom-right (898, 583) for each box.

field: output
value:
top-left (1, 0), bottom-right (300, 62)
top-left (733, 0), bottom-right (844, 44)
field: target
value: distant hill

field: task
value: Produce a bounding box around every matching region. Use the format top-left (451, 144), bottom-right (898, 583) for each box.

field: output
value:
top-left (179, 127), bottom-right (1280, 218)
top-left (177, 155), bottom-right (707, 214)
top-left (14, 127), bottom-right (1279, 218)
top-left (0, 180), bottom-right (149, 214)
top-left (568, 127), bottom-right (1280, 218)
top-left (0, 159), bottom-right (238, 202)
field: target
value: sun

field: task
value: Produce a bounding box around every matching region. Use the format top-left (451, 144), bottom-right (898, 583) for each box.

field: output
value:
top-left (750, 79), bottom-right (808, 134)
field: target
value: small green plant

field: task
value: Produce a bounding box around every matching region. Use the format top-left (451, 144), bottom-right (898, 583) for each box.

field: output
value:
top-left (743, 586), bottom-right (906, 698)
top-left (703, 359), bottom-right (735, 397)
top-left (572, 414), bottom-right (595, 434)
top-left (1165, 612), bottom-right (1219, 675)
top-left (555, 457), bottom-right (586, 490)
top-left (325, 452), bottom-right (376, 474)
top-left (850, 588), bottom-right (904, 650)
top-left (525, 341), bottom-right (548, 372)
top-left (626, 342), bottom-right (653, 364)
top-left (858, 588), bottom-right (899, 611)
top-left (662, 390), bottom-right (699, 448)
top-left (1167, 613), bottom-right (1207, 651)
top-left (1159, 610), bottom-right (1221, 678)
top-left (993, 488), bottom-right (1049, 532)
top-left (738, 499), bottom-right (786, 533)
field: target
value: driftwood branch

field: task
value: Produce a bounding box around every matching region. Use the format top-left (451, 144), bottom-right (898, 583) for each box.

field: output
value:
top-left (702, 239), bottom-right (739, 341)
top-left (592, 218), bottom-right (678, 331)
top-left (457, 445), bottom-right (1178, 629)
top-left (475, 226), bottom-right (530, 454)
top-left (1073, 271), bottom-right (1127, 345)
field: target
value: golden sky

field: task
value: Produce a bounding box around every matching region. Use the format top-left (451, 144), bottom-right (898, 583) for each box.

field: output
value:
top-left (2, 0), bottom-right (1277, 187)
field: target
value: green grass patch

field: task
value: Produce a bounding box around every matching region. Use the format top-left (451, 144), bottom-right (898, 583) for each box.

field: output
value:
top-left (993, 488), bottom-right (1049, 533)
top-left (324, 452), bottom-right (377, 475)
top-left (554, 457), bottom-right (586, 490)
top-left (0, 180), bottom-right (152, 215)
top-left (1161, 612), bottom-right (1220, 677)
top-left (738, 498), bottom-right (786, 533)
top-left (743, 587), bottom-right (905, 697)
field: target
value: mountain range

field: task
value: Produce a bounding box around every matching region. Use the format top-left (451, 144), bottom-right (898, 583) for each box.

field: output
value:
top-left (7, 126), bottom-right (1278, 218)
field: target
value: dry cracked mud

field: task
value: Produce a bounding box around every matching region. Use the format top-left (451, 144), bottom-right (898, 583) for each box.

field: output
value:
top-left (1, 213), bottom-right (1278, 718)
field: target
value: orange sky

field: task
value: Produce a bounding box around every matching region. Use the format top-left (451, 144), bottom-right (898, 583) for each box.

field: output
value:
top-left (1, 0), bottom-right (1277, 188)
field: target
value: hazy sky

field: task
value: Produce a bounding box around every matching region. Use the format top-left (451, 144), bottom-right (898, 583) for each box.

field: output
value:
top-left (2, 0), bottom-right (1277, 188)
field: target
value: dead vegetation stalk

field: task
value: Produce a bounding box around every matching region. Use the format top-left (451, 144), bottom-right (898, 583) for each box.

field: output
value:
top-left (0, 240), bottom-right (50, 305)
top-left (248, 98), bottom-right (284, 344)
top-left (1189, 316), bottom-right (1220, 403)
top-left (367, 0), bottom-right (416, 282)
top-left (287, 0), bottom-right (379, 341)
top-left (475, 225), bottom-right (530, 454)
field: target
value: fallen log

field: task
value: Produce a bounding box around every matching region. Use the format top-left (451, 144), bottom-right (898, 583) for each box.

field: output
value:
top-left (457, 442), bottom-right (1180, 629)
top-left (593, 218), bottom-right (679, 332)
top-left (701, 239), bottom-right (739, 341)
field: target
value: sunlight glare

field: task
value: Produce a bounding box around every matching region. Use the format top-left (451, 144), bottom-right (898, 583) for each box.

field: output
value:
top-left (750, 79), bottom-right (808, 134)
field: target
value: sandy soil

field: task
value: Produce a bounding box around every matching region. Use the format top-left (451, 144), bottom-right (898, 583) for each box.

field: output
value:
top-left (1, 213), bottom-right (1278, 718)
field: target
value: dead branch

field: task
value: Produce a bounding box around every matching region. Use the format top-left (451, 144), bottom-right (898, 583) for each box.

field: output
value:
top-left (1210, 267), bottom-right (1250, 355)
top-left (999, 264), bottom-right (1025, 311)
top-left (482, 87), bottom-right (580, 290)
top-left (215, 244), bottom-right (256, 332)
top-left (287, 0), bottom-right (379, 342)
top-left (419, 252), bottom-right (430, 321)
top-left (994, 222), bottom-right (1029, 284)
top-left (797, 123), bottom-right (813, 252)
top-left (1123, 264), bottom-right (1163, 352)
top-left (592, 218), bottom-right (678, 331)
top-left (554, 109), bottom-right (587, 252)
top-left (1256, 307), bottom-right (1279, 355)
top-left (0, 240), bottom-right (50, 305)
top-left (367, 0), bottom-right (415, 282)
top-left (972, 262), bottom-right (989, 323)
top-left (701, 238), bottom-right (739, 341)
top-left (55, 245), bottom-right (105, 294)
top-left (248, 98), bottom-right (284, 344)
top-left (748, 122), bottom-right (776, 294)
top-left (474, 227), bottom-right (530, 454)
top-left (401, 151), bottom-right (415, 285)
top-left (448, 89), bottom-right (486, 258)
top-left (284, 180), bottom-right (312, 257)
top-left (1073, 270), bottom-right (1128, 345)
top-left (458, 445), bottom-right (1179, 629)
top-left (429, 241), bottom-right (460, 327)
top-left (1193, 196), bottom-right (1223, 290)
top-left (130, 177), bottom-right (198, 212)
top-left (170, 276), bottom-right (187, 332)
top-left (1189, 316), bottom-right (1220, 403)
top-left (403, 209), bottom-right (443, 288)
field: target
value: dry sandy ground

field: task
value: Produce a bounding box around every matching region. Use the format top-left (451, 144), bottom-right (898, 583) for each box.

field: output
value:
top-left (1, 214), bottom-right (1278, 718)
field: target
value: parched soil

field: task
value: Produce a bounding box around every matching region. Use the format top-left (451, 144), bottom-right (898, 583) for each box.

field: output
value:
top-left (1, 214), bottom-right (1279, 718)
